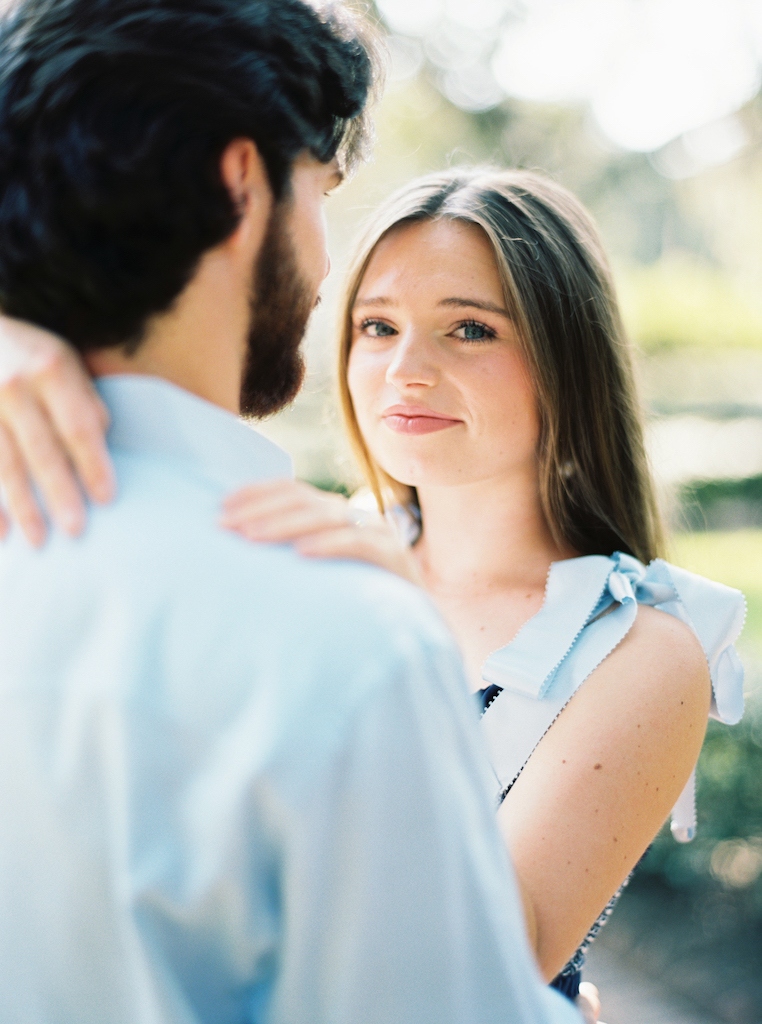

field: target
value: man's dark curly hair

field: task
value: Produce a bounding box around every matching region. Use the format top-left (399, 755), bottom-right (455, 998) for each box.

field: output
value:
top-left (0, 0), bottom-right (379, 350)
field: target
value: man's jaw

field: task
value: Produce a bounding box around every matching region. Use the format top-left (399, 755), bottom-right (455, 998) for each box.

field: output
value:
top-left (238, 202), bottom-right (315, 418)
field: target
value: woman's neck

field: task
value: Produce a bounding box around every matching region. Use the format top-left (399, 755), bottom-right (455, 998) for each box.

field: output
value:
top-left (413, 472), bottom-right (573, 596)
top-left (411, 472), bottom-right (578, 690)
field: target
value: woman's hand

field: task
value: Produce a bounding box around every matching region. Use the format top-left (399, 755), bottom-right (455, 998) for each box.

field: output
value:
top-left (220, 479), bottom-right (423, 586)
top-left (576, 982), bottom-right (602, 1024)
top-left (0, 317), bottom-right (115, 545)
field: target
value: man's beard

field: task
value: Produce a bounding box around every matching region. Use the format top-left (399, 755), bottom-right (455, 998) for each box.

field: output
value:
top-left (239, 203), bottom-right (315, 418)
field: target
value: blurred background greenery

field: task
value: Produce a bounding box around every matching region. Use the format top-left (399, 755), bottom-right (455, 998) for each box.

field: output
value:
top-left (259, 2), bottom-right (762, 1016)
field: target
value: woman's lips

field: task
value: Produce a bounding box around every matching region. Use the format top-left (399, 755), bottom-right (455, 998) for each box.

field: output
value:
top-left (382, 406), bottom-right (462, 435)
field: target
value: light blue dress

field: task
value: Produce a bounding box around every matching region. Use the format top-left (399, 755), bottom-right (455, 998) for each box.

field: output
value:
top-left (479, 550), bottom-right (746, 983)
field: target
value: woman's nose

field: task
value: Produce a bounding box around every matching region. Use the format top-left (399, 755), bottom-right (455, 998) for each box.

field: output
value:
top-left (385, 331), bottom-right (439, 388)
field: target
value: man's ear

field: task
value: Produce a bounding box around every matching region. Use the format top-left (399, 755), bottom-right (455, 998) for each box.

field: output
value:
top-left (219, 138), bottom-right (272, 254)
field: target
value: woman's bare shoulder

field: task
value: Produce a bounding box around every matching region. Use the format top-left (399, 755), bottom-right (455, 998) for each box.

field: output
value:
top-left (617, 602), bottom-right (711, 705)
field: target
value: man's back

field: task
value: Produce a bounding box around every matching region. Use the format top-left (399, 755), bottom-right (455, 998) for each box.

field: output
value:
top-left (0, 377), bottom-right (578, 1024)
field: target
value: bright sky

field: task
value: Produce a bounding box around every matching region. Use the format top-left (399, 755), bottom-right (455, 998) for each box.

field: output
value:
top-left (378, 0), bottom-right (762, 159)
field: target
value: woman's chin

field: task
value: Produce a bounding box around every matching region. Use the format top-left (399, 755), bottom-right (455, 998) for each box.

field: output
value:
top-left (375, 460), bottom-right (475, 492)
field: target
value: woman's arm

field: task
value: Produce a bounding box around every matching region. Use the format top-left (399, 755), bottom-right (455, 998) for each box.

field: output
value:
top-left (497, 603), bottom-right (711, 981)
top-left (0, 317), bottom-right (114, 544)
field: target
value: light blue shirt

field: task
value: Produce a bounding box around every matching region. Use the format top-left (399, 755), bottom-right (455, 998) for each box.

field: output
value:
top-left (0, 376), bottom-right (579, 1024)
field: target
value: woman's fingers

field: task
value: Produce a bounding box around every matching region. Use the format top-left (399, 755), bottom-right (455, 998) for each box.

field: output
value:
top-left (576, 982), bottom-right (601, 1024)
top-left (221, 479), bottom-right (353, 541)
top-left (222, 478), bottom-right (348, 516)
top-left (296, 525), bottom-right (422, 585)
top-left (36, 353), bottom-right (116, 506)
top-left (0, 318), bottom-right (115, 541)
top-left (221, 478), bottom-right (290, 511)
top-left (0, 377), bottom-right (89, 539)
top-left (224, 502), bottom-right (347, 542)
top-left (0, 420), bottom-right (47, 546)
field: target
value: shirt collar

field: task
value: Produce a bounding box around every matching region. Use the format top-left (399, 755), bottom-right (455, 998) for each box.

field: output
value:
top-left (97, 374), bottom-right (293, 490)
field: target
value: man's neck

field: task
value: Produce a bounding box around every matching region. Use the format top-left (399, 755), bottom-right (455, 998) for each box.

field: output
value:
top-left (86, 338), bottom-right (243, 415)
top-left (85, 239), bottom-right (253, 415)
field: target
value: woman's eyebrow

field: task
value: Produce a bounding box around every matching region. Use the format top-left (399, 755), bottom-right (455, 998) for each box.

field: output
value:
top-left (353, 296), bottom-right (510, 316)
top-left (439, 297), bottom-right (511, 317)
top-left (353, 296), bottom-right (395, 309)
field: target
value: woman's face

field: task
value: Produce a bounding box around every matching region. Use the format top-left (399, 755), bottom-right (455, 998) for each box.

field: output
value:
top-left (347, 218), bottom-right (540, 492)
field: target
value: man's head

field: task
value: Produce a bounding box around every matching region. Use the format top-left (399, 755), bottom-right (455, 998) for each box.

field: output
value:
top-left (0, 0), bottom-right (378, 412)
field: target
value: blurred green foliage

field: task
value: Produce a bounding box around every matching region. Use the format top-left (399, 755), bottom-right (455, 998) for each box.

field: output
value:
top-left (641, 530), bottom-right (762, 902)
top-left (678, 476), bottom-right (762, 531)
top-left (670, 529), bottom-right (762, 645)
top-left (618, 258), bottom-right (762, 352)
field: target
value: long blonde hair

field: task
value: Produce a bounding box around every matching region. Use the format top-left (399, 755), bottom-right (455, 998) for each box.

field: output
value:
top-left (338, 168), bottom-right (664, 564)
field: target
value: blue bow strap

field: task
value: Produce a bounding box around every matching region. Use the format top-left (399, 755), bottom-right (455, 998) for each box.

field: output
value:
top-left (482, 555), bottom-right (614, 699)
top-left (633, 558), bottom-right (746, 725)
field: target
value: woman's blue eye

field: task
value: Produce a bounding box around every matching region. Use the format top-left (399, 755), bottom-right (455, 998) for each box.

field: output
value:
top-left (363, 319), bottom-right (396, 337)
top-left (464, 323), bottom-right (485, 340)
top-left (457, 320), bottom-right (496, 341)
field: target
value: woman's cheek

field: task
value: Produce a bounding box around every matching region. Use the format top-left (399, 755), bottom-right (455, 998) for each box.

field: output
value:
top-left (347, 351), bottom-right (378, 415)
